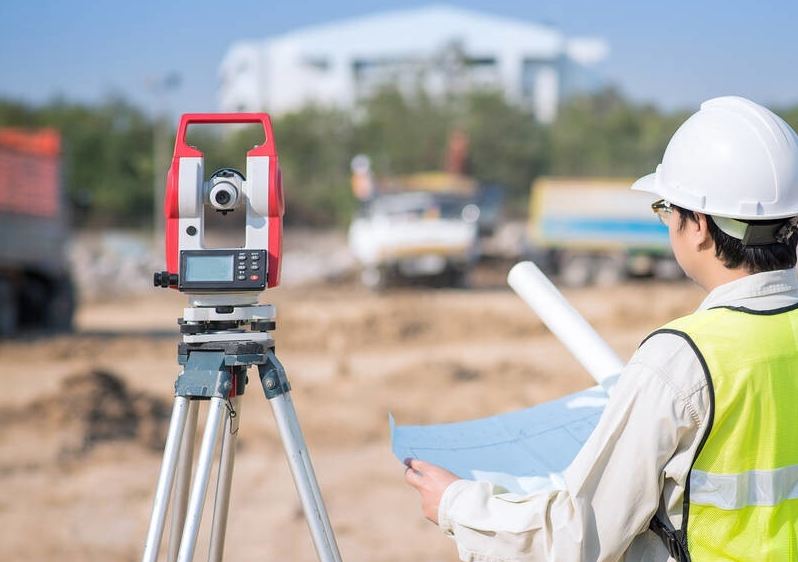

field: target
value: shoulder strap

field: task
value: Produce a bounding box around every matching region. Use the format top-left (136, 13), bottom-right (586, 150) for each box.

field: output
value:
top-left (649, 517), bottom-right (691, 562)
top-left (642, 327), bottom-right (712, 562)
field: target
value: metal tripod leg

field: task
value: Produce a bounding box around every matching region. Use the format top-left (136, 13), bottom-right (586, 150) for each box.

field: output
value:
top-left (143, 343), bottom-right (342, 562)
top-left (142, 396), bottom-right (190, 562)
top-left (143, 395), bottom-right (239, 562)
top-left (260, 350), bottom-right (343, 562)
top-left (175, 395), bottom-right (227, 562)
top-left (208, 394), bottom-right (242, 562)
top-left (168, 400), bottom-right (199, 562)
top-left (142, 350), bottom-right (236, 562)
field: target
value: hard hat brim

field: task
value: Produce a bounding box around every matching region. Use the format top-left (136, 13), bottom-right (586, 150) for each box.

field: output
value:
top-left (630, 172), bottom-right (658, 195)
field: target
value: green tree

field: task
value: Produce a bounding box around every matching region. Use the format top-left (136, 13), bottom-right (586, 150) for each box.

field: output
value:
top-left (460, 90), bottom-right (549, 204)
top-left (777, 105), bottom-right (798, 134)
top-left (549, 88), bottom-right (687, 179)
top-left (272, 105), bottom-right (358, 226)
top-left (0, 96), bottom-right (155, 228)
top-left (353, 85), bottom-right (454, 175)
top-left (351, 86), bottom-right (548, 213)
top-left (3, 90), bottom-right (797, 229)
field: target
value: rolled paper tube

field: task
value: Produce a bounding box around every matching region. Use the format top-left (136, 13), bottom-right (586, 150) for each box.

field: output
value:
top-left (507, 261), bottom-right (625, 387)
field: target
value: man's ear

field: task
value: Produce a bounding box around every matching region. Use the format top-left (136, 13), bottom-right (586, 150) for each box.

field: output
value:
top-left (694, 213), bottom-right (713, 250)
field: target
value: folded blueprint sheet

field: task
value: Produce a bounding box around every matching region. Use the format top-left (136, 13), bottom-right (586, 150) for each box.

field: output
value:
top-left (392, 262), bottom-right (624, 495)
top-left (391, 384), bottom-right (609, 495)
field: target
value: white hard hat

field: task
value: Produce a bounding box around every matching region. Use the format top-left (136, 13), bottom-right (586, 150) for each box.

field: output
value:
top-left (632, 96), bottom-right (798, 220)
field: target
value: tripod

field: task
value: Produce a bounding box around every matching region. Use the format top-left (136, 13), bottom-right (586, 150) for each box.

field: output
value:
top-left (141, 304), bottom-right (342, 562)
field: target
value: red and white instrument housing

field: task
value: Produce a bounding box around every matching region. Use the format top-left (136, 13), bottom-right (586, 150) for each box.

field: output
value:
top-left (163, 113), bottom-right (284, 291)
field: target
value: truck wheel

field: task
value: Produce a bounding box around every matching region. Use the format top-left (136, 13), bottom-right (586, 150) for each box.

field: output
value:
top-left (559, 254), bottom-right (595, 288)
top-left (653, 258), bottom-right (684, 280)
top-left (44, 276), bottom-right (76, 332)
top-left (593, 256), bottom-right (625, 286)
top-left (446, 266), bottom-right (471, 288)
top-left (362, 266), bottom-right (389, 290)
top-left (0, 279), bottom-right (19, 337)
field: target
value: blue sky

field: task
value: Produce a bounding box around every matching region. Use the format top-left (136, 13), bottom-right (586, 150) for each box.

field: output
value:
top-left (1, 0), bottom-right (797, 116)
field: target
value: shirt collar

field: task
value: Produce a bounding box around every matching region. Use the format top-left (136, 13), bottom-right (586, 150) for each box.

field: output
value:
top-left (698, 268), bottom-right (798, 311)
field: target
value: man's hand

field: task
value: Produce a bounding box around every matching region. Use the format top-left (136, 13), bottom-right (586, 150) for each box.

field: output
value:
top-left (403, 458), bottom-right (461, 525)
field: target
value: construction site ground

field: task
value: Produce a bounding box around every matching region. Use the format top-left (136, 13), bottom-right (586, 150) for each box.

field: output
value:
top-left (0, 228), bottom-right (704, 561)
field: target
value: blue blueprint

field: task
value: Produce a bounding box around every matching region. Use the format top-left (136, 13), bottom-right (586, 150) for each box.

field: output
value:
top-left (391, 385), bottom-right (609, 495)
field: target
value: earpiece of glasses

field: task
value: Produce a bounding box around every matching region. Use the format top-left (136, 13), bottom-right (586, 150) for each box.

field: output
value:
top-left (651, 199), bottom-right (673, 225)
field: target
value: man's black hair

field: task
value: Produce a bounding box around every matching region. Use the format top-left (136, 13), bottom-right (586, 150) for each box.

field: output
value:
top-left (674, 206), bottom-right (798, 272)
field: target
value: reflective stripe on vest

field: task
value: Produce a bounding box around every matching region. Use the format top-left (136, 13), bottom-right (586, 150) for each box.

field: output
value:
top-left (659, 305), bottom-right (798, 561)
top-left (690, 464), bottom-right (798, 509)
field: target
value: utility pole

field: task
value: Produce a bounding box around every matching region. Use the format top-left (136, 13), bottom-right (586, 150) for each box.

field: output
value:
top-left (145, 72), bottom-right (181, 249)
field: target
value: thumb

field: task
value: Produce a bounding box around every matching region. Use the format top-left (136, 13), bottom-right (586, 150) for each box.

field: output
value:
top-left (403, 458), bottom-right (424, 487)
top-left (405, 457), bottom-right (432, 474)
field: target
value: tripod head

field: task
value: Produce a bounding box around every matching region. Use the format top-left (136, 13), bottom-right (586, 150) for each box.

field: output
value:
top-left (153, 113), bottom-right (284, 341)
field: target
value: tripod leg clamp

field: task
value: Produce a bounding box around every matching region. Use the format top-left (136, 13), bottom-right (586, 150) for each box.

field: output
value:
top-left (258, 350), bottom-right (291, 399)
top-left (175, 351), bottom-right (233, 398)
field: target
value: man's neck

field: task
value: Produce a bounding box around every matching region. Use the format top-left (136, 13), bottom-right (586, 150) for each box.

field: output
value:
top-left (697, 263), bottom-right (750, 293)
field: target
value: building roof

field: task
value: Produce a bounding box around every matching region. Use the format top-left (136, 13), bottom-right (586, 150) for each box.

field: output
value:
top-left (233, 4), bottom-right (607, 64)
top-left (218, 4), bottom-right (608, 121)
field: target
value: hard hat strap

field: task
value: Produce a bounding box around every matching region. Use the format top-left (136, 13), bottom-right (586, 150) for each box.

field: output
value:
top-left (711, 216), bottom-right (796, 246)
top-left (775, 218), bottom-right (798, 245)
top-left (711, 216), bottom-right (748, 240)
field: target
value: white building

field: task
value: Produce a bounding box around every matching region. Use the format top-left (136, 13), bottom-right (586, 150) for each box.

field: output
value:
top-left (218, 5), bottom-right (608, 123)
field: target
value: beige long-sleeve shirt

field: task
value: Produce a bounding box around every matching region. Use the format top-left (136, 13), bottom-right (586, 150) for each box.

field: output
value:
top-left (438, 269), bottom-right (798, 562)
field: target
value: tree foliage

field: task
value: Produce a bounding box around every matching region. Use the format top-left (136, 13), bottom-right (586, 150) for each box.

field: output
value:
top-left (272, 105), bottom-right (357, 226)
top-left (460, 90), bottom-right (549, 204)
top-left (2, 89), bottom-right (796, 229)
top-left (353, 85), bottom-right (454, 174)
top-left (1, 96), bottom-right (154, 226)
top-left (549, 88), bottom-right (689, 178)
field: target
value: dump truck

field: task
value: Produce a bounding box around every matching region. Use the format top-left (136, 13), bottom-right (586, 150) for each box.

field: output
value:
top-left (0, 128), bottom-right (76, 335)
top-left (348, 172), bottom-right (482, 289)
top-left (526, 177), bottom-right (681, 287)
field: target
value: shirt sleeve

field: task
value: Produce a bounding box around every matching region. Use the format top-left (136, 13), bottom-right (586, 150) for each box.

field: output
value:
top-left (436, 332), bottom-right (709, 562)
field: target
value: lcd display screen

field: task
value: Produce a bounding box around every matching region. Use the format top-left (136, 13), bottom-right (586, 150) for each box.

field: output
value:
top-left (184, 254), bottom-right (235, 282)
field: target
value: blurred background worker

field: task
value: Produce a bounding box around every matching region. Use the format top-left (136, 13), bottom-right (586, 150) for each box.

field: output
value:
top-left (404, 96), bottom-right (798, 561)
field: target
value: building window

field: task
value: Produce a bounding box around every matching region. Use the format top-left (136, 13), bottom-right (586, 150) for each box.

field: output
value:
top-left (236, 60), bottom-right (250, 76)
top-left (465, 56), bottom-right (496, 67)
top-left (521, 59), bottom-right (547, 100)
top-left (304, 57), bottom-right (331, 71)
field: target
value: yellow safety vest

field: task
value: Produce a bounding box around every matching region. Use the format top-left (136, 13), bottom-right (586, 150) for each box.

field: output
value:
top-left (648, 305), bottom-right (798, 561)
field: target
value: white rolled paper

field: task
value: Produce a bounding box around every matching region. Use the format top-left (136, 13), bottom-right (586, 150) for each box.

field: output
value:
top-left (507, 261), bottom-right (625, 387)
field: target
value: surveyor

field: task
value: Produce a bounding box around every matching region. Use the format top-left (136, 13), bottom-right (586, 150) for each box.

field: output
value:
top-left (404, 96), bottom-right (798, 561)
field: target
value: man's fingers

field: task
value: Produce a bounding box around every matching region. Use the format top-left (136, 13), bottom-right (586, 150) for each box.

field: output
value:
top-left (405, 457), bottom-right (430, 473)
top-left (402, 458), bottom-right (459, 526)
top-left (404, 464), bottom-right (422, 487)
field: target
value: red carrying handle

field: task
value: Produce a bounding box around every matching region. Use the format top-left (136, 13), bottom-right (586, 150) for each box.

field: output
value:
top-left (173, 113), bottom-right (277, 159)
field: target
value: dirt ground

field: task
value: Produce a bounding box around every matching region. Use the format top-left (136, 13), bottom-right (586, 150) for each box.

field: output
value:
top-left (0, 246), bottom-right (705, 561)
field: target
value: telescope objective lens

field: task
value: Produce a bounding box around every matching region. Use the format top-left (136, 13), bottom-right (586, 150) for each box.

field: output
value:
top-left (215, 191), bottom-right (231, 205)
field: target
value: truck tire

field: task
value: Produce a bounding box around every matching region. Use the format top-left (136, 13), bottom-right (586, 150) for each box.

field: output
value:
top-left (361, 266), bottom-right (390, 290)
top-left (558, 254), bottom-right (595, 288)
top-left (44, 276), bottom-right (76, 332)
top-left (445, 265), bottom-right (471, 288)
top-left (593, 256), bottom-right (626, 286)
top-left (653, 258), bottom-right (684, 280)
top-left (0, 279), bottom-right (19, 337)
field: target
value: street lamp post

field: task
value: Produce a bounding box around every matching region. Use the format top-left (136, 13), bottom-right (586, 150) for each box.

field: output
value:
top-left (146, 72), bottom-right (181, 248)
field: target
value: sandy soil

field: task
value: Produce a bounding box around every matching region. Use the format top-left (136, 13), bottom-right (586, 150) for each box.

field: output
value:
top-left (0, 253), bottom-right (705, 561)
